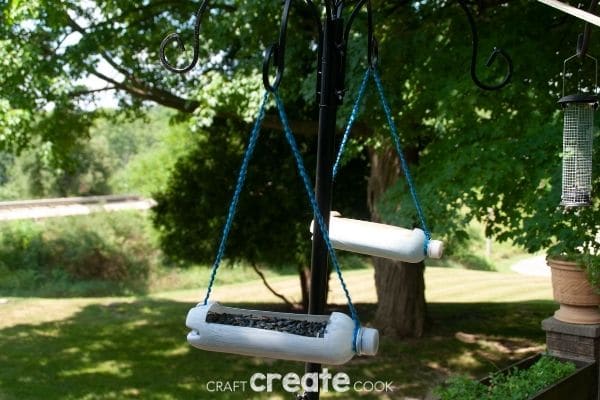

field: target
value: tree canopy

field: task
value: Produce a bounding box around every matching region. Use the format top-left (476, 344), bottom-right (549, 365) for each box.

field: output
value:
top-left (1, 0), bottom-right (598, 273)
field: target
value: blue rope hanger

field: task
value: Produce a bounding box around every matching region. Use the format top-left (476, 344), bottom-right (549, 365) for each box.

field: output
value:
top-left (201, 61), bottom-right (435, 356)
top-left (202, 92), bottom-right (270, 306)
top-left (333, 66), bottom-right (432, 254)
top-left (333, 67), bottom-right (372, 179)
top-left (202, 90), bottom-right (361, 351)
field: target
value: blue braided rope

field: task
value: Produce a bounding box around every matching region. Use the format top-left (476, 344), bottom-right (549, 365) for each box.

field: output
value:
top-left (333, 68), bottom-right (371, 180)
top-left (372, 68), bottom-right (431, 254)
top-left (203, 91), bottom-right (270, 305)
top-left (273, 92), bottom-right (362, 352)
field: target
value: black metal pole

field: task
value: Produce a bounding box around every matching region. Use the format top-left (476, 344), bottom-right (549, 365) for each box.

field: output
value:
top-left (304, 5), bottom-right (344, 400)
top-left (160, 2), bottom-right (369, 400)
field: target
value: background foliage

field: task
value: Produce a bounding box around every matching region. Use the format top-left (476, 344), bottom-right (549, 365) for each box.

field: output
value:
top-left (0, 212), bottom-right (160, 296)
top-left (0, 0), bottom-right (599, 282)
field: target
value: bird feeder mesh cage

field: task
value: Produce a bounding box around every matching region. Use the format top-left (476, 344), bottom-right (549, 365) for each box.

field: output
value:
top-left (561, 101), bottom-right (595, 206)
top-left (559, 52), bottom-right (598, 207)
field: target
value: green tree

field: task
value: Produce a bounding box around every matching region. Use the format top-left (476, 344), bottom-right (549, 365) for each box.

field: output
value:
top-left (2, 0), bottom-right (598, 337)
top-left (0, 107), bottom-right (182, 199)
top-left (366, 0), bottom-right (599, 335)
top-left (0, 136), bottom-right (113, 199)
top-left (152, 118), bottom-right (368, 309)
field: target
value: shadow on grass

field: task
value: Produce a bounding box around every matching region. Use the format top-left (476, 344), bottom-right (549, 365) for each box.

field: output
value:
top-left (0, 280), bottom-right (150, 299)
top-left (0, 300), bottom-right (556, 400)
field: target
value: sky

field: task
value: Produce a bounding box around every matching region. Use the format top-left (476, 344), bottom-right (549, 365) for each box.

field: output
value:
top-left (61, 3), bottom-right (121, 110)
top-left (80, 63), bottom-right (120, 110)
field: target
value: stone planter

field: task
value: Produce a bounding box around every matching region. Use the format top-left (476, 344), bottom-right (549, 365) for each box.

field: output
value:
top-left (547, 258), bottom-right (600, 324)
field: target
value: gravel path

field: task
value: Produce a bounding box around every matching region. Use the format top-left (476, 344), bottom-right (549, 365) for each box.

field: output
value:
top-left (0, 196), bottom-right (155, 221)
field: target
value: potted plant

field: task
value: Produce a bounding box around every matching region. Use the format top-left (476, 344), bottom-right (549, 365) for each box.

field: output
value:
top-left (542, 200), bottom-right (600, 324)
top-left (435, 353), bottom-right (596, 400)
top-left (494, 187), bottom-right (600, 324)
top-left (546, 241), bottom-right (600, 324)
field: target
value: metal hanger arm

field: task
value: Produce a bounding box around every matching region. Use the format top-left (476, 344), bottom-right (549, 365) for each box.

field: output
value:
top-left (537, 0), bottom-right (600, 27)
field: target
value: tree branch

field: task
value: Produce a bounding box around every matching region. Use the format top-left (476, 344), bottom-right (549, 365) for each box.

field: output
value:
top-left (251, 262), bottom-right (296, 307)
top-left (89, 69), bottom-right (201, 112)
top-left (64, 12), bottom-right (136, 80)
top-left (69, 86), bottom-right (116, 98)
top-left (61, 3), bottom-right (371, 136)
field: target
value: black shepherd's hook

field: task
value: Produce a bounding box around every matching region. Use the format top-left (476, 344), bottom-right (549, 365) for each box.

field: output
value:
top-left (159, 0), bottom-right (209, 74)
top-left (263, 0), bottom-right (293, 92)
top-left (263, 0), bottom-right (322, 92)
top-left (458, 0), bottom-right (513, 91)
top-left (345, 0), bottom-right (378, 68)
top-left (366, 0), bottom-right (378, 68)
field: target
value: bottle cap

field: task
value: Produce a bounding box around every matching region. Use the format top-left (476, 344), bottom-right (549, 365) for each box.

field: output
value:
top-left (309, 211), bottom-right (341, 235)
top-left (357, 327), bottom-right (379, 356)
top-left (427, 240), bottom-right (444, 259)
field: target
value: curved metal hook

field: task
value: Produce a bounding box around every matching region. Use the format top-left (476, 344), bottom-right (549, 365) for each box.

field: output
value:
top-left (366, 0), bottom-right (378, 68)
top-left (263, 0), bottom-right (293, 92)
top-left (458, 0), bottom-right (513, 91)
top-left (160, 0), bottom-right (209, 74)
top-left (345, 0), bottom-right (378, 68)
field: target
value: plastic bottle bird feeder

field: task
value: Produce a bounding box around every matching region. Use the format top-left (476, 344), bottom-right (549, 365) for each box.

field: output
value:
top-left (558, 53), bottom-right (598, 207)
top-left (311, 213), bottom-right (444, 263)
top-left (186, 303), bottom-right (379, 365)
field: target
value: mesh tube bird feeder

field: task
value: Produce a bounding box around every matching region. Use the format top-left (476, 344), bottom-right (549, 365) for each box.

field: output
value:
top-left (558, 53), bottom-right (598, 207)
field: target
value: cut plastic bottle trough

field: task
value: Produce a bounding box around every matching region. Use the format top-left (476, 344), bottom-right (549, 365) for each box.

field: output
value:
top-left (186, 302), bottom-right (379, 365)
top-left (310, 213), bottom-right (444, 263)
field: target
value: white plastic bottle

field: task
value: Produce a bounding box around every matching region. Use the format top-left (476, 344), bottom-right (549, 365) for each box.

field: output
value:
top-left (311, 213), bottom-right (444, 263)
top-left (186, 302), bottom-right (379, 365)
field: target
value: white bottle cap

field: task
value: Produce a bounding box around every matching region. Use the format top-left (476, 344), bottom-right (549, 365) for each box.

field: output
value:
top-left (427, 240), bottom-right (444, 259)
top-left (357, 327), bottom-right (379, 356)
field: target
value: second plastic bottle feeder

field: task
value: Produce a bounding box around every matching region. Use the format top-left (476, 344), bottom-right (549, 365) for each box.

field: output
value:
top-left (310, 213), bottom-right (444, 263)
top-left (186, 303), bottom-right (379, 365)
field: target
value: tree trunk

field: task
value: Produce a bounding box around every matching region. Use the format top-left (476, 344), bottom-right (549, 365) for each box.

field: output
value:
top-left (251, 262), bottom-right (294, 307)
top-left (368, 148), bottom-right (426, 338)
top-left (298, 265), bottom-right (311, 311)
top-left (372, 258), bottom-right (426, 337)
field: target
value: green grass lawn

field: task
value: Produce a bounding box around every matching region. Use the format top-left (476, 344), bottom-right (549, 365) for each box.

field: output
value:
top-left (0, 267), bottom-right (555, 400)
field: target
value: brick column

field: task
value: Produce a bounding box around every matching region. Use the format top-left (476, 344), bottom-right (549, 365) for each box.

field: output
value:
top-left (542, 317), bottom-right (600, 400)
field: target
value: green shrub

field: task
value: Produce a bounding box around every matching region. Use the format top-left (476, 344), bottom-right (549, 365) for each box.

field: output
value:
top-left (152, 121), bottom-right (369, 269)
top-left (435, 355), bottom-right (577, 400)
top-left (0, 212), bottom-right (161, 296)
top-left (0, 107), bottom-right (182, 200)
top-left (47, 217), bottom-right (146, 282)
top-left (0, 220), bottom-right (47, 278)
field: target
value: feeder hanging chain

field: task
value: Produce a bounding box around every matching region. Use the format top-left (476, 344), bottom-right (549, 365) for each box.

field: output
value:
top-left (457, 0), bottom-right (513, 91)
